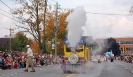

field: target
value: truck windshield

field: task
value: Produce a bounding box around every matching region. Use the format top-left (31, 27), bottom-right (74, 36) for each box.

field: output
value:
top-left (66, 44), bottom-right (83, 52)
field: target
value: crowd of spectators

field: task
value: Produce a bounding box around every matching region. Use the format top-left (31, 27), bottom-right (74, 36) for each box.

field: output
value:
top-left (0, 51), bottom-right (63, 70)
top-left (117, 55), bottom-right (133, 64)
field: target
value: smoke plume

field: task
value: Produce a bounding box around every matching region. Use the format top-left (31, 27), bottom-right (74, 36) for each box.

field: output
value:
top-left (66, 6), bottom-right (87, 47)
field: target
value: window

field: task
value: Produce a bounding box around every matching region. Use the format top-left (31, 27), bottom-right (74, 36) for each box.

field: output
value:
top-left (76, 49), bottom-right (83, 52)
top-left (66, 47), bottom-right (83, 52)
top-left (131, 48), bottom-right (133, 51)
top-left (119, 41), bottom-right (133, 44)
top-left (117, 42), bottom-right (120, 44)
top-left (125, 41), bottom-right (132, 44)
top-left (126, 48), bottom-right (130, 51)
top-left (66, 47), bottom-right (71, 52)
top-left (66, 44), bottom-right (83, 52)
top-left (120, 41), bottom-right (124, 44)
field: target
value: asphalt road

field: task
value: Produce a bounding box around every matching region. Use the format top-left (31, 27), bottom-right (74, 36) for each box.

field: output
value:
top-left (0, 60), bottom-right (133, 77)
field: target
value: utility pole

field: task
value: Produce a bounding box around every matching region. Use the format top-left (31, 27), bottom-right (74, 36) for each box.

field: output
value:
top-left (43, 0), bottom-right (48, 54)
top-left (4, 26), bottom-right (15, 51)
top-left (36, 0), bottom-right (42, 53)
top-left (9, 27), bottom-right (12, 51)
top-left (54, 2), bottom-right (60, 62)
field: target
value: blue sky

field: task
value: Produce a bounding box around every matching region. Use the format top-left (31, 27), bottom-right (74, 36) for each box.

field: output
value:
top-left (0, 0), bottom-right (133, 39)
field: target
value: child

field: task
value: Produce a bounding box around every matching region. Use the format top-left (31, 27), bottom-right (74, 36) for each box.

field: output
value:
top-left (14, 60), bottom-right (18, 69)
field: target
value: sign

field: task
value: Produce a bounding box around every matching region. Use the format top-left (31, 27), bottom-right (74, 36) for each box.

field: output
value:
top-left (47, 41), bottom-right (51, 44)
top-left (52, 44), bottom-right (55, 49)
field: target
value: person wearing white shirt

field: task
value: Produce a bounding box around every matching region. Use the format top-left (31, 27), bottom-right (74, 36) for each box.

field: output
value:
top-left (24, 45), bottom-right (35, 72)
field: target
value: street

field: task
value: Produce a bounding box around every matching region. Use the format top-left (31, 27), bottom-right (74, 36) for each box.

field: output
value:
top-left (0, 60), bottom-right (133, 77)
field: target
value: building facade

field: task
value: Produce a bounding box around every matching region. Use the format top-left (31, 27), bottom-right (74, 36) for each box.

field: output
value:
top-left (115, 37), bottom-right (133, 55)
top-left (0, 35), bottom-right (15, 51)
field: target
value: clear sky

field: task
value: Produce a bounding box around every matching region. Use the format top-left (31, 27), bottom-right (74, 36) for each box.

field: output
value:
top-left (0, 0), bottom-right (133, 39)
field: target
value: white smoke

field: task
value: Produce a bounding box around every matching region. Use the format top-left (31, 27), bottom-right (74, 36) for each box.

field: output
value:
top-left (66, 6), bottom-right (87, 47)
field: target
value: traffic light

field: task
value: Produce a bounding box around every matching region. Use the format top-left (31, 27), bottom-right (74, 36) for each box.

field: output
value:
top-left (123, 46), bottom-right (126, 52)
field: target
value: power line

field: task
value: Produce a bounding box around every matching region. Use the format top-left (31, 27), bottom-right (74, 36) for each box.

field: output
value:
top-left (0, 8), bottom-right (26, 24)
top-left (0, 12), bottom-right (13, 20)
top-left (0, 0), bottom-right (13, 11)
top-left (0, 0), bottom-right (20, 20)
top-left (86, 12), bottom-right (130, 16)
top-left (51, 0), bottom-right (57, 3)
top-left (0, 0), bottom-right (36, 24)
top-left (0, 12), bottom-right (23, 24)
top-left (48, 1), bottom-right (55, 5)
top-left (0, 8), bottom-right (11, 15)
top-left (0, 8), bottom-right (24, 24)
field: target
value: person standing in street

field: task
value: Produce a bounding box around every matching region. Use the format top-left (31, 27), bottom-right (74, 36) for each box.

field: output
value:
top-left (49, 52), bottom-right (53, 66)
top-left (24, 45), bottom-right (35, 72)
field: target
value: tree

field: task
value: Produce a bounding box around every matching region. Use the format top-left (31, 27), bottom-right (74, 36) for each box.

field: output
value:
top-left (12, 0), bottom-right (73, 55)
top-left (29, 40), bottom-right (39, 53)
top-left (11, 32), bottom-right (29, 52)
top-left (102, 37), bottom-right (121, 56)
top-left (12, 0), bottom-right (47, 53)
top-left (45, 9), bottom-right (72, 55)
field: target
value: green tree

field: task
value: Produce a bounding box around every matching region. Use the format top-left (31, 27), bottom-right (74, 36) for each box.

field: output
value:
top-left (11, 32), bottom-right (29, 52)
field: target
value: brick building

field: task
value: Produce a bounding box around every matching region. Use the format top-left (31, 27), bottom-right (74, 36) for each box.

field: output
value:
top-left (115, 37), bottom-right (133, 55)
top-left (0, 35), bottom-right (15, 51)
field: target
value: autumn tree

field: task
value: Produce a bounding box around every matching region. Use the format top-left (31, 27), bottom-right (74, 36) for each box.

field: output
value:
top-left (11, 0), bottom-right (49, 53)
top-left (45, 9), bottom-right (72, 55)
top-left (29, 40), bottom-right (39, 53)
top-left (11, 0), bottom-right (73, 55)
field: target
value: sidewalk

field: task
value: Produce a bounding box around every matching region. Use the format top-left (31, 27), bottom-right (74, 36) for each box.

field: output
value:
top-left (114, 60), bottom-right (133, 74)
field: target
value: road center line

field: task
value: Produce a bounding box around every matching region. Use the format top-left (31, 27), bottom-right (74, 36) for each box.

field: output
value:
top-left (66, 74), bottom-right (75, 77)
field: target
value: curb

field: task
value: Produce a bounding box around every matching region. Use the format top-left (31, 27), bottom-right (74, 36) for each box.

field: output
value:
top-left (115, 63), bottom-right (133, 74)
